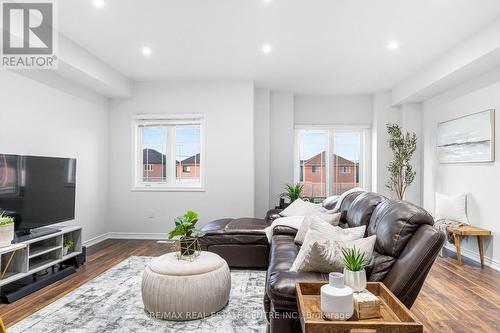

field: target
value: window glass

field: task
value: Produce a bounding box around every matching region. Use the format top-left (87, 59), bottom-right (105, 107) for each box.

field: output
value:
top-left (296, 129), bottom-right (363, 198)
top-left (175, 125), bottom-right (201, 183)
top-left (298, 131), bottom-right (328, 197)
top-left (332, 131), bottom-right (361, 195)
top-left (141, 126), bottom-right (167, 183)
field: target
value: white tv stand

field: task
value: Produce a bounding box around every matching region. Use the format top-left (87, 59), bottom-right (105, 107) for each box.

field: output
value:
top-left (0, 226), bottom-right (82, 288)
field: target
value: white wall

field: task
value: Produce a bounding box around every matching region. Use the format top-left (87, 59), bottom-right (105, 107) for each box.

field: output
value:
top-left (294, 95), bottom-right (372, 125)
top-left (107, 81), bottom-right (255, 235)
top-left (0, 71), bottom-right (109, 243)
top-left (254, 89), bottom-right (271, 218)
top-left (422, 73), bottom-right (500, 269)
top-left (269, 92), bottom-right (295, 208)
top-left (372, 91), bottom-right (401, 198)
top-left (401, 103), bottom-right (423, 205)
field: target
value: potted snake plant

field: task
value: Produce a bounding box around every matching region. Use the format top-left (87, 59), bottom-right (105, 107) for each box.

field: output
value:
top-left (168, 210), bottom-right (205, 256)
top-left (0, 211), bottom-right (15, 248)
top-left (342, 246), bottom-right (368, 292)
top-left (280, 183), bottom-right (304, 207)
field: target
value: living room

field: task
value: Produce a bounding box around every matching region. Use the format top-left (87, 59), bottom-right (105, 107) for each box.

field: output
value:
top-left (0, 0), bottom-right (499, 332)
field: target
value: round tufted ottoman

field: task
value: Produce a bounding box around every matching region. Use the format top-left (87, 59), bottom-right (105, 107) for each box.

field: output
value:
top-left (141, 251), bottom-right (231, 321)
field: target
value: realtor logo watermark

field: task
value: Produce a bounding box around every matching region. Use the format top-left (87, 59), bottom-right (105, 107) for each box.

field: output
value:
top-left (1, 0), bottom-right (57, 69)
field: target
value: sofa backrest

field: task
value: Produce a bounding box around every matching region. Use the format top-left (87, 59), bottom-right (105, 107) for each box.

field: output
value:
top-left (367, 199), bottom-right (434, 257)
top-left (338, 191), bottom-right (384, 230)
top-left (338, 191), bottom-right (363, 223)
top-left (339, 191), bottom-right (436, 284)
top-left (344, 192), bottom-right (386, 230)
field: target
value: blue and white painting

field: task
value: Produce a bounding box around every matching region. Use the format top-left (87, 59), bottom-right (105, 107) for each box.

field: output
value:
top-left (437, 109), bottom-right (495, 163)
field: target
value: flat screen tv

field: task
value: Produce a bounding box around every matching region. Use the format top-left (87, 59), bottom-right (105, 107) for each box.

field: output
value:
top-left (0, 154), bottom-right (76, 236)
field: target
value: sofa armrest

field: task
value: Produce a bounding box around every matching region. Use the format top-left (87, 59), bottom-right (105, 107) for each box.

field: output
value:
top-left (266, 208), bottom-right (283, 221)
top-left (272, 226), bottom-right (298, 237)
top-left (382, 224), bottom-right (445, 308)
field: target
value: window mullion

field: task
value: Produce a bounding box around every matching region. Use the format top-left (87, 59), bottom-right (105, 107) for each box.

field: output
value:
top-left (327, 129), bottom-right (333, 197)
top-left (167, 126), bottom-right (176, 186)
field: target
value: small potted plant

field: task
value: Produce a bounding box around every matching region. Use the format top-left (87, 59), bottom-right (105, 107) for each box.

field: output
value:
top-left (0, 211), bottom-right (15, 248)
top-left (342, 246), bottom-right (368, 292)
top-left (63, 237), bottom-right (74, 256)
top-left (280, 183), bottom-right (304, 206)
top-left (168, 211), bottom-right (205, 257)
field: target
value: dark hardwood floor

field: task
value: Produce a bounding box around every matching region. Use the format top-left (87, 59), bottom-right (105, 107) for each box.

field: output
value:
top-left (1, 239), bottom-right (499, 332)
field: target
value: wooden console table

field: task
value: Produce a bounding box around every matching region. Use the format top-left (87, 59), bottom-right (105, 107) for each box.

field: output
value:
top-left (446, 225), bottom-right (491, 267)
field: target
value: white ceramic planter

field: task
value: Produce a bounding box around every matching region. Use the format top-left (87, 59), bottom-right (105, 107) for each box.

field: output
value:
top-left (0, 219), bottom-right (14, 247)
top-left (320, 272), bottom-right (354, 321)
top-left (344, 268), bottom-right (367, 292)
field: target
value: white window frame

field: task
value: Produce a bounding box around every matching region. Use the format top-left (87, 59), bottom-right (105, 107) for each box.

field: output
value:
top-left (131, 114), bottom-right (205, 192)
top-left (294, 125), bottom-right (369, 197)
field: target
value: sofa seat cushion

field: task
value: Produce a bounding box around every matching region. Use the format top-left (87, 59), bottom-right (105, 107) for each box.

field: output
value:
top-left (266, 235), bottom-right (327, 311)
top-left (200, 218), bottom-right (270, 246)
top-left (200, 218), bottom-right (271, 268)
top-left (203, 218), bottom-right (270, 235)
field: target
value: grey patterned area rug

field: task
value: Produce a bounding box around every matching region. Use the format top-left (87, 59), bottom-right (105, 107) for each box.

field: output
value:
top-left (9, 256), bottom-right (268, 333)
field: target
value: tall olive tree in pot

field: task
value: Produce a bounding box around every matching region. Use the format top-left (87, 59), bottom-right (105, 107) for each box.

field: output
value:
top-left (386, 123), bottom-right (417, 201)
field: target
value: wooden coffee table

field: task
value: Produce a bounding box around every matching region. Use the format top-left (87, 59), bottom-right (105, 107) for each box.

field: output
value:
top-left (296, 282), bottom-right (423, 333)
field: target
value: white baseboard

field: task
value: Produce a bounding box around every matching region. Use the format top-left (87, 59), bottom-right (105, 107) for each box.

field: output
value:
top-left (81, 232), bottom-right (170, 247)
top-left (83, 232), bottom-right (110, 247)
top-left (444, 243), bottom-right (500, 271)
top-left (107, 232), bottom-right (168, 240)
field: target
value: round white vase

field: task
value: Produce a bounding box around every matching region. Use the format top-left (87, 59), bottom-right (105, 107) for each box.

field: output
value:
top-left (320, 272), bottom-right (354, 321)
top-left (344, 268), bottom-right (367, 292)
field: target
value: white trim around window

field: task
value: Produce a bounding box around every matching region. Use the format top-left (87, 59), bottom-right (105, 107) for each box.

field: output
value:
top-left (131, 114), bottom-right (206, 192)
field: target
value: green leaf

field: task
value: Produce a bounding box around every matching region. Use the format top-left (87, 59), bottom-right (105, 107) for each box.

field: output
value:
top-left (185, 210), bottom-right (198, 221)
top-left (342, 246), bottom-right (368, 271)
top-left (168, 228), bottom-right (184, 239)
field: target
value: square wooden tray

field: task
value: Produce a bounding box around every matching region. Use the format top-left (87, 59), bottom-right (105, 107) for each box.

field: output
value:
top-left (296, 282), bottom-right (423, 333)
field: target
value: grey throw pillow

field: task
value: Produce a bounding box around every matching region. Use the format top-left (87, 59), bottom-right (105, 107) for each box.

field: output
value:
top-left (298, 235), bottom-right (377, 273)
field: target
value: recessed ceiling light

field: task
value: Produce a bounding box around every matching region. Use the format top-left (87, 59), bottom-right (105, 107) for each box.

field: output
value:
top-left (142, 47), bottom-right (152, 57)
top-left (261, 44), bottom-right (272, 55)
top-left (387, 40), bottom-right (399, 50)
top-left (93, 0), bottom-right (105, 8)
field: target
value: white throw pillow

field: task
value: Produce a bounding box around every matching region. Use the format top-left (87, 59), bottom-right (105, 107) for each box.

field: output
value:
top-left (279, 198), bottom-right (317, 217)
top-left (435, 192), bottom-right (469, 224)
top-left (298, 235), bottom-right (377, 273)
top-left (331, 187), bottom-right (365, 213)
top-left (290, 217), bottom-right (366, 272)
top-left (264, 216), bottom-right (305, 243)
top-left (294, 206), bottom-right (341, 245)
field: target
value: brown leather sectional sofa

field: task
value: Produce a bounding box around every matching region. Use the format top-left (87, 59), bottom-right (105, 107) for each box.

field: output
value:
top-left (201, 191), bottom-right (445, 333)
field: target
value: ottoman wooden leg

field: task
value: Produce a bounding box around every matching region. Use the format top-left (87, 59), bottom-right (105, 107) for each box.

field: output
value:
top-left (454, 234), bottom-right (462, 265)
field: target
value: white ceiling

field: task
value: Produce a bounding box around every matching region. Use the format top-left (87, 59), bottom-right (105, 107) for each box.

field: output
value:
top-left (59, 0), bottom-right (500, 94)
